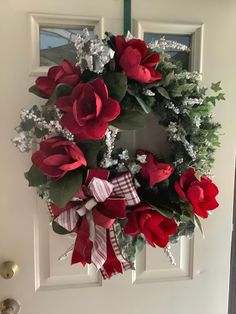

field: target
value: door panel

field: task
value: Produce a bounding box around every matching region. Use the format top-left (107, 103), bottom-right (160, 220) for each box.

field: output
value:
top-left (1, 0), bottom-right (235, 313)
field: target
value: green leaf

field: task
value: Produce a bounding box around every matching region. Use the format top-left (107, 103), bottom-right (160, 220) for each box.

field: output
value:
top-left (162, 71), bottom-right (174, 87)
top-left (78, 140), bottom-right (103, 168)
top-left (172, 83), bottom-right (195, 97)
top-left (127, 88), bottom-right (152, 114)
top-left (25, 165), bottom-right (47, 187)
top-left (156, 87), bottom-right (170, 99)
top-left (194, 215), bottom-right (205, 237)
top-left (211, 81), bottom-right (222, 92)
top-left (52, 220), bottom-right (71, 235)
top-left (103, 72), bottom-right (127, 102)
top-left (81, 69), bottom-right (99, 83)
top-left (29, 85), bottom-right (43, 98)
top-left (216, 93), bottom-right (225, 101)
top-left (46, 83), bottom-right (73, 107)
top-left (111, 111), bottom-right (146, 129)
top-left (145, 200), bottom-right (174, 218)
top-left (49, 169), bottom-right (82, 208)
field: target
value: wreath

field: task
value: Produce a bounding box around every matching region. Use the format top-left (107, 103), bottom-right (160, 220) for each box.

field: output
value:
top-left (13, 29), bottom-right (223, 279)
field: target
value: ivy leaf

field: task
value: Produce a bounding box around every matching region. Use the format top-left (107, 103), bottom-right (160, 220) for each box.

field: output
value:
top-left (52, 220), bottom-right (71, 235)
top-left (156, 87), bottom-right (170, 99)
top-left (103, 72), bottom-right (127, 102)
top-left (211, 81), bottom-right (222, 92)
top-left (111, 111), bottom-right (146, 129)
top-left (45, 83), bottom-right (73, 107)
top-left (49, 169), bottom-right (83, 208)
top-left (217, 93), bottom-right (225, 101)
top-left (25, 165), bottom-right (47, 187)
top-left (172, 83), bottom-right (195, 97)
top-left (29, 85), bottom-right (43, 98)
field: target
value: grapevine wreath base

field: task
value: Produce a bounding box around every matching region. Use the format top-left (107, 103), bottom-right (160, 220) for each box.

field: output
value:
top-left (13, 29), bottom-right (223, 279)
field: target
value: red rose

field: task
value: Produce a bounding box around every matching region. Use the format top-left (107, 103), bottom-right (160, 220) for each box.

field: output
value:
top-left (55, 78), bottom-right (120, 140)
top-left (174, 168), bottom-right (219, 218)
top-left (124, 203), bottom-right (177, 248)
top-left (32, 136), bottom-right (87, 180)
top-left (115, 36), bottom-right (162, 83)
top-left (35, 59), bottom-right (81, 98)
top-left (136, 150), bottom-right (174, 186)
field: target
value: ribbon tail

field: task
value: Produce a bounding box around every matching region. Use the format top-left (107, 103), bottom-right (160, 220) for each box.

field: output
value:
top-left (91, 225), bottom-right (107, 270)
top-left (71, 217), bottom-right (92, 266)
top-left (100, 226), bottom-right (132, 279)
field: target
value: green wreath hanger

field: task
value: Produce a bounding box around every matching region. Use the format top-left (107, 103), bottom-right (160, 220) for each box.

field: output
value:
top-left (12, 29), bottom-right (223, 279)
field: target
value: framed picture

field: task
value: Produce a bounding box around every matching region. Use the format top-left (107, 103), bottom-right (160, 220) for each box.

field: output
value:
top-left (29, 13), bottom-right (104, 76)
top-left (134, 20), bottom-right (204, 73)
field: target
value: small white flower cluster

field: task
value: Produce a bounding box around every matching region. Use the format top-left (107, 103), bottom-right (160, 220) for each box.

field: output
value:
top-left (128, 162), bottom-right (141, 175)
top-left (12, 107), bottom-right (74, 152)
top-left (148, 36), bottom-right (190, 52)
top-left (175, 71), bottom-right (201, 81)
top-left (193, 116), bottom-right (202, 128)
top-left (118, 149), bottom-right (130, 161)
top-left (136, 154), bottom-right (147, 164)
top-left (165, 101), bottom-right (180, 114)
top-left (143, 88), bottom-right (155, 97)
top-left (182, 97), bottom-right (203, 107)
top-left (11, 131), bottom-right (33, 152)
top-left (100, 127), bottom-right (119, 168)
top-left (74, 28), bottom-right (114, 73)
top-left (167, 122), bottom-right (197, 160)
top-left (163, 243), bottom-right (176, 266)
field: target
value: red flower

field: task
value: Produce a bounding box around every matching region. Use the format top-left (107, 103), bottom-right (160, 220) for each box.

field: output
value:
top-left (174, 168), bottom-right (219, 218)
top-left (55, 78), bottom-right (120, 140)
top-left (35, 59), bottom-right (81, 98)
top-left (124, 203), bottom-right (177, 248)
top-left (115, 36), bottom-right (162, 83)
top-left (32, 136), bottom-right (87, 180)
top-left (136, 150), bottom-right (174, 186)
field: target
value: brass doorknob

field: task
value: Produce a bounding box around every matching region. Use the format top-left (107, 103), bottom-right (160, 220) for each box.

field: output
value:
top-left (0, 262), bottom-right (19, 279)
top-left (0, 299), bottom-right (20, 314)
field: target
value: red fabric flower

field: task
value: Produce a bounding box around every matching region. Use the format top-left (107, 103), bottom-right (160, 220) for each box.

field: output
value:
top-left (55, 78), bottom-right (120, 140)
top-left (174, 168), bottom-right (219, 218)
top-left (115, 36), bottom-right (162, 83)
top-left (32, 136), bottom-right (87, 180)
top-left (35, 59), bottom-right (81, 98)
top-left (124, 203), bottom-right (177, 248)
top-left (136, 150), bottom-right (174, 186)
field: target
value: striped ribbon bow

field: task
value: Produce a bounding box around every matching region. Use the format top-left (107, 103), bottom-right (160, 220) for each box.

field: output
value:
top-left (52, 169), bottom-right (140, 278)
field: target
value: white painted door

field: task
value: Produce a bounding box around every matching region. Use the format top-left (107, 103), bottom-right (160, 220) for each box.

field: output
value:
top-left (1, 0), bottom-right (236, 313)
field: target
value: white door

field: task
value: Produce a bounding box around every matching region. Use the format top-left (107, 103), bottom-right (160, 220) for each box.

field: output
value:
top-left (1, 0), bottom-right (236, 314)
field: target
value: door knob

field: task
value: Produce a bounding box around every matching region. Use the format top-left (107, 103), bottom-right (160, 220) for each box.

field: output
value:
top-left (0, 262), bottom-right (19, 279)
top-left (0, 299), bottom-right (20, 314)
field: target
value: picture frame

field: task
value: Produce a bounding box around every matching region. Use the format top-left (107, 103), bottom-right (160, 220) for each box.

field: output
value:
top-left (134, 20), bottom-right (204, 73)
top-left (29, 13), bottom-right (104, 76)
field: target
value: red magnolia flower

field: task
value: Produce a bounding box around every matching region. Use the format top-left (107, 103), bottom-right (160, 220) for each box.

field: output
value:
top-left (136, 150), bottom-right (174, 186)
top-left (115, 36), bottom-right (162, 83)
top-left (124, 203), bottom-right (177, 248)
top-left (175, 168), bottom-right (219, 218)
top-left (55, 78), bottom-right (120, 140)
top-left (32, 136), bottom-right (87, 180)
top-left (35, 59), bottom-right (81, 98)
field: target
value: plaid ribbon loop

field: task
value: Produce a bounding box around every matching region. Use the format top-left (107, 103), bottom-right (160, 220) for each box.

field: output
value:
top-left (55, 169), bottom-right (140, 277)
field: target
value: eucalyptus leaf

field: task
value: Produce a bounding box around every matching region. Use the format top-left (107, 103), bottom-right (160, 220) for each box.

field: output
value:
top-left (49, 169), bottom-right (82, 208)
top-left (194, 215), bottom-right (205, 236)
top-left (29, 85), bottom-right (43, 98)
top-left (156, 87), bottom-right (170, 100)
top-left (52, 220), bottom-right (71, 235)
top-left (25, 165), bottom-right (47, 187)
top-left (111, 111), bottom-right (146, 129)
top-left (46, 83), bottom-right (73, 107)
top-left (103, 72), bottom-right (127, 102)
